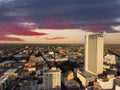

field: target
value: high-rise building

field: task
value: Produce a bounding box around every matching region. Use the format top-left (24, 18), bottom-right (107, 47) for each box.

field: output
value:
top-left (85, 32), bottom-right (104, 75)
top-left (43, 67), bottom-right (61, 90)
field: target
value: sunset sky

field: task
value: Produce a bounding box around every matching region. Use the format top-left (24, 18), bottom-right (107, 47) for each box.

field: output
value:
top-left (0, 0), bottom-right (120, 44)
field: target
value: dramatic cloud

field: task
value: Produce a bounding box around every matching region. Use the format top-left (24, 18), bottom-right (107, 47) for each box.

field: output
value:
top-left (18, 22), bottom-right (35, 28)
top-left (0, 0), bottom-right (120, 42)
top-left (115, 18), bottom-right (120, 23)
top-left (0, 0), bottom-right (14, 3)
top-left (45, 37), bottom-right (66, 40)
top-left (111, 26), bottom-right (120, 31)
top-left (11, 29), bottom-right (47, 36)
top-left (0, 22), bottom-right (47, 41)
top-left (39, 21), bottom-right (76, 29)
top-left (0, 35), bottom-right (24, 41)
top-left (80, 21), bottom-right (120, 32)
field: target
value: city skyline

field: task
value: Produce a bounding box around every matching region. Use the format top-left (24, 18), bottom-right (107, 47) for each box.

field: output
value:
top-left (0, 0), bottom-right (120, 44)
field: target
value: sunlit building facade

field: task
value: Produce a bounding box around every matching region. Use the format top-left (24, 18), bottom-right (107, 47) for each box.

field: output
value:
top-left (85, 32), bottom-right (104, 75)
top-left (43, 67), bottom-right (61, 90)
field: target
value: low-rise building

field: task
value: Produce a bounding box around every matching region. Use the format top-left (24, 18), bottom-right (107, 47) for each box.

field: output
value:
top-left (115, 76), bottom-right (120, 90)
top-left (103, 64), bottom-right (110, 70)
top-left (4, 69), bottom-right (18, 78)
top-left (28, 67), bottom-right (36, 72)
top-left (0, 76), bottom-right (11, 90)
top-left (48, 57), bottom-right (68, 62)
top-left (76, 69), bottom-right (96, 87)
top-left (97, 74), bottom-right (115, 90)
top-left (13, 79), bottom-right (38, 90)
top-left (93, 82), bottom-right (102, 90)
top-left (64, 80), bottom-right (80, 89)
top-left (25, 61), bottom-right (36, 67)
top-left (104, 54), bottom-right (118, 65)
top-left (64, 71), bottom-right (74, 81)
top-left (1, 60), bottom-right (15, 67)
top-left (29, 54), bottom-right (36, 61)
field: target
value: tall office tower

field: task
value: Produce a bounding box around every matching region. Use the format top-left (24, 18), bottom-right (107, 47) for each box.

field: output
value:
top-left (43, 67), bottom-right (61, 90)
top-left (85, 32), bottom-right (104, 75)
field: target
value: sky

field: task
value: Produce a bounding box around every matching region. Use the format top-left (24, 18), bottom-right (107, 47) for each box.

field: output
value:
top-left (0, 0), bottom-right (120, 44)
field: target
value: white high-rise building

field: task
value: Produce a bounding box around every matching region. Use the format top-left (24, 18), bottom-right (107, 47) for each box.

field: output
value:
top-left (43, 67), bottom-right (61, 90)
top-left (85, 32), bottom-right (104, 75)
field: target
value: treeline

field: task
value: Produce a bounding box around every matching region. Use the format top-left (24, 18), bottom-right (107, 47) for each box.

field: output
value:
top-left (48, 61), bottom-right (80, 73)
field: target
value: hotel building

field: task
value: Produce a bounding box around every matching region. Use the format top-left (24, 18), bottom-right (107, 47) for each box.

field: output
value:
top-left (85, 32), bottom-right (104, 75)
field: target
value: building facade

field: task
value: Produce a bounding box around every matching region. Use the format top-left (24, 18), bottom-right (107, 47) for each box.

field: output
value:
top-left (104, 54), bottom-right (118, 65)
top-left (43, 67), bottom-right (61, 90)
top-left (0, 76), bottom-right (11, 90)
top-left (97, 74), bottom-right (115, 90)
top-left (85, 32), bottom-right (104, 75)
top-left (76, 70), bottom-right (96, 87)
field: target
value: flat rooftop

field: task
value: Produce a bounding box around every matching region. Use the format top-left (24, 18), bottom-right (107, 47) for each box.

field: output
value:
top-left (44, 67), bottom-right (61, 73)
top-left (78, 70), bottom-right (95, 78)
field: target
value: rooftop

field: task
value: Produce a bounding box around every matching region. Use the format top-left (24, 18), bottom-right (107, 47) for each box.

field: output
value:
top-left (116, 76), bottom-right (120, 86)
top-left (44, 67), bottom-right (61, 73)
top-left (0, 76), bottom-right (9, 84)
top-left (79, 70), bottom-right (95, 78)
top-left (25, 61), bottom-right (36, 66)
top-left (2, 60), bottom-right (15, 64)
top-left (5, 69), bottom-right (17, 74)
top-left (65, 80), bottom-right (80, 88)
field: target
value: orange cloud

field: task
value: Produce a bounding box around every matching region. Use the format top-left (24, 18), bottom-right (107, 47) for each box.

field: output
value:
top-left (45, 36), bottom-right (66, 40)
top-left (0, 36), bottom-right (24, 41)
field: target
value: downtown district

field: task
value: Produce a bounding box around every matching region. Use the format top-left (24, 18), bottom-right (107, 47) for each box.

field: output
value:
top-left (0, 32), bottom-right (120, 90)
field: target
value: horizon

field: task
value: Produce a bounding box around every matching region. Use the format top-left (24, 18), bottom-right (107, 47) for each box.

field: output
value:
top-left (0, 42), bottom-right (120, 45)
top-left (0, 30), bottom-right (119, 44)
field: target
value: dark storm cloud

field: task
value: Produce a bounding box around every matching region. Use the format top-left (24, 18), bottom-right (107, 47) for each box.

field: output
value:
top-left (0, 0), bottom-right (120, 33)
